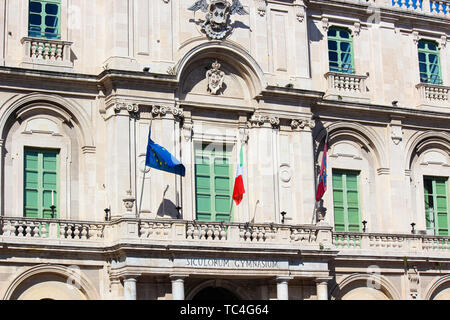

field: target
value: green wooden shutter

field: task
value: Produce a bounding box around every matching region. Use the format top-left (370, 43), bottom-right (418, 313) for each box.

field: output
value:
top-left (332, 170), bottom-right (361, 232)
top-left (24, 148), bottom-right (59, 219)
top-left (28, 0), bottom-right (61, 39)
top-left (424, 176), bottom-right (449, 236)
top-left (195, 144), bottom-right (233, 222)
top-left (328, 27), bottom-right (355, 74)
top-left (418, 40), bottom-right (442, 84)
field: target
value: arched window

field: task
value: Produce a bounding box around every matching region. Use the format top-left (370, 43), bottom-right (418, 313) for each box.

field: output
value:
top-left (28, 0), bottom-right (61, 39)
top-left (418, 40), bottom-right (442, 85)
top-left (327, 27), bottom-right (354, 74)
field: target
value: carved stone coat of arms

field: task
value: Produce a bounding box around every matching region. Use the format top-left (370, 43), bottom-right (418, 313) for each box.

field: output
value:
top-left (206, 61), bottom-right (225, 94)
top-left (188, 0), bottom-right (248, 40)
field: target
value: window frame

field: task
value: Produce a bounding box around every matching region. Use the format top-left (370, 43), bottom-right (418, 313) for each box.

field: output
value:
top-left (194, 142), bottom-right (234, 222)
top-left (417, 39), bottom-right (443, 85)
top-left (332, 169), bottom-right (362, 232)
top-left (327, 26), bottom-right (355, 74)
top-left (423, 176), bottom-right (449, 236)
top-left (28, 0), bottom-right (61, 40)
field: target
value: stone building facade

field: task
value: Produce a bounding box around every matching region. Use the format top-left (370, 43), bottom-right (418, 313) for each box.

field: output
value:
top-left (0, 0), bottom-right (449, 300)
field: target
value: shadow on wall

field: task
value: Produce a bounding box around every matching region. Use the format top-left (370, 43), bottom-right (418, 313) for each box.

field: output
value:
top-left (157, 199), bottom-right (180, 219)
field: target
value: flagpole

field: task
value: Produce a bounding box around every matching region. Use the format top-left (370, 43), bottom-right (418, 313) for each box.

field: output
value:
top-left (312, 130), bottom-right (329, 225)
top-left (310, 129), bottom-right (328, 241)
top-left (139, 119), bottom-right (153, 216)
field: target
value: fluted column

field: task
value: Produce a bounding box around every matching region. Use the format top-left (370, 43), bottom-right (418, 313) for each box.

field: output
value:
top-left (170, 274), bottom-right (188, 300)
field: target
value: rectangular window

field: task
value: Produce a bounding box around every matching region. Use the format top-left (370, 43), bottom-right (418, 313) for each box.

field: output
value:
top-left (24, 147), bottom-right (59, 219)
top-left (332, 169), bottom-right (361, 232)
top-left (28, 0), bottom-right (61, 39)
top-left (194, 143), bottom-right (233, 222)
top-left (424, 176), bottom-right (449, 236)
top-left (328, 27), bottom-right (355, 74)
top-left (418, 40), bottom-right (442, 85)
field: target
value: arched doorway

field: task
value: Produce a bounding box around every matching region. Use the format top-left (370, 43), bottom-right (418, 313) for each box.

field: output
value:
top-left (192, 287), bottom-right (240, 301)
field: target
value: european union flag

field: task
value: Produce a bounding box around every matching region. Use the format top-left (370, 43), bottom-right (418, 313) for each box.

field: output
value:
top-left (145, 127), bottom-right (186, 177)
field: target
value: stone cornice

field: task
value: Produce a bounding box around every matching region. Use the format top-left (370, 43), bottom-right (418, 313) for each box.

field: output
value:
top-left (309, 0), bottom-right (450, 30)
top-left (315, 100), bottom-right (450, 121)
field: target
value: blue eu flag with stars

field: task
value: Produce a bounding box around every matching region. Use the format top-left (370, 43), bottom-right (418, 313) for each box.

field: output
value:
top-left (145, 127), bottom-right (186, 177)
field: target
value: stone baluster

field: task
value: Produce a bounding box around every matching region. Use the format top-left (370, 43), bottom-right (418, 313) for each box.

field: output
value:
top-left (80, 226), bottom-right (88, 240)
top-left (56, 44), bottom-right (63, 61)
top-left (10, 221), bottom-right (17, 237)
top-left (220, 227), bottom-right (227, 240)
top-left (31, 41), bottom-right (38, 58)
top-left (67, 224), bottom-right (74, 238)
top-left (193, 225), bottom-right (199, 239)
top-left (17, 222), bottom-right (24, 237)
top-left (213, 227), bottom-right (220, 241)
top-left (186, 224), bottom-right (194, 239)
top-left (2, 220), bottom-right (9, 236)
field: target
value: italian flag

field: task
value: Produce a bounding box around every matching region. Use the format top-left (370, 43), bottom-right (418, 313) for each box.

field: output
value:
top-left (232, 144), bottom-right (245, 206)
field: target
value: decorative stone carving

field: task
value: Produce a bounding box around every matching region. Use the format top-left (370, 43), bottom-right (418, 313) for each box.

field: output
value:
top-left (206, 60), bottom-right (225, 95)
top-left (295, 5), bottom-right (306, 23)
top-left (412, 30), bottom-right (420, 44)
top-left (391, 125), bottom-right (403, 145)
top-left (407, 267), bottom-right (420, 299)
top-left (321, 17), bottom-right (329, 32)
top-left (249, 114), bottom-right (279, 128)
top-left (123, 190), bottom-right (136, 213)
top-left (113, 102), bottom-right (139, 116)
top-left (182, 122), bottom-right (193, 142)
top-left (188, 0), bottom-right (248, 40)
top-left (151, 105), bottom-right (184, 120)
top-left (440, 35), bottom-right (447, 49)
top-left (353, 22), bottom-right (361, 36)
top-left (290, 119), bottom-right (315, 130)
top-left (256, 0), bottom-right (266, 16)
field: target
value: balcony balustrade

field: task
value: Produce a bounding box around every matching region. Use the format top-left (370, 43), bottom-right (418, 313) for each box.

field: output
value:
top-left (2, 217), bottom-right (449, 257)
top-left (324, 72), bottom-right (369, 102)
top-left (20, 37), bottom-right (73, 71)
top-left (337, 0), bottom-right (450, 17)
top-left (416, 83), bottom-right (450, 108)
top-left (334, 232), bottom-right (450, 253)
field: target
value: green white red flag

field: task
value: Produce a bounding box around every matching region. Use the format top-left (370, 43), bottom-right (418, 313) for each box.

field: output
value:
top-left (232, 144), bottom-right (245, 206)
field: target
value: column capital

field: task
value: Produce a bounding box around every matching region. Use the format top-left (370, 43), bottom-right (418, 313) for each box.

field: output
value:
top-left (276, 276), bottom-right (294, 283)
top-left (315, 277), bottom-right (332, 284)
top-left (170, 274), bottom-right (189, 281)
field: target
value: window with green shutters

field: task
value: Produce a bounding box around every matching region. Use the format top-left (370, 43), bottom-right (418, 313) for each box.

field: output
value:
top-left (418, 40), bottom-right (442, 85)
top-left (332, 169), bottom-right (361, 232)
top-left (194, 143), bottom-right (233, 222)
top-left (24, 148), bottom-right (60, 219)
top-left (424, 176), bottom-right (449, 236)
top-left (328, 27), bottom-right (355, 74)
top-left (28, 0), bottom-right (61, 39)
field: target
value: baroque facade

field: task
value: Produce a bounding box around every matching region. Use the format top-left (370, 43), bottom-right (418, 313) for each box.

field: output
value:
top-left (0, 0), bottom-right (449, 300)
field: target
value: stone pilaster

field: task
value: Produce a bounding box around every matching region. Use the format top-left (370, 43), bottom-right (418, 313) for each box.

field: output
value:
top-left (247, 114), bottom-right (280, 223)
top-left (150, 104), bottom-right (184, 219)
top-left (105, 102), bottom-right (137, 219)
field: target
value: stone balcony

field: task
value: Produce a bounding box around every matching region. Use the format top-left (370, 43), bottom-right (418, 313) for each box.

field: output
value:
top-left (324, 71), bottom-right (370, 103)
top-left (0, 217), bottom-right (332, 251)
top-left (20, 37), bottom-right (73, 72)
top-left (334, 232), bottom-right (450, 258)
top-left (2, 217), bottom-right (450, 259)
top-left (416, 82), bottom-right (450, 111)
top-left (342, 0), bottom-right (450, 18)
